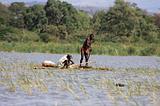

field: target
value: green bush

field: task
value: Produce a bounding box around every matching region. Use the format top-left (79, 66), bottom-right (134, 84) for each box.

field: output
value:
top-left (0, 27), bottom-right (40, 42)
top-left (139, 47), bottom-right (156, 56)
top-left (39, 33), bottom-right (50, 42)
top-left (21, 30), bottom-right (40, 42)
top-left (44, 25), bottom-right (59, 35)
top-left (127, 47), bottom-right (136, 55)
top-left (57, 25), bottom-right (68, 40)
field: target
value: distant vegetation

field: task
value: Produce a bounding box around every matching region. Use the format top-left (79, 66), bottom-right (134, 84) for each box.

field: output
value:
top-left (0, 0), bottom-right (160, 55)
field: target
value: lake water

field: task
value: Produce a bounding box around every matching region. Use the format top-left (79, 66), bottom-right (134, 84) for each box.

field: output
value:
top-left (0, 52), bottom-right (160, 69)
top-left (0, 52), bottom-right (160, 106)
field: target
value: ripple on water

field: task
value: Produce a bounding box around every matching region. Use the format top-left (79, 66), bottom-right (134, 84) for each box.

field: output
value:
top-left (0, 52), bottom-right (160, 106)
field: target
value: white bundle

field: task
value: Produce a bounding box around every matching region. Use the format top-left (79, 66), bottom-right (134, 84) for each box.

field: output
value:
top-left (42, 60), bottom-right (56, 67)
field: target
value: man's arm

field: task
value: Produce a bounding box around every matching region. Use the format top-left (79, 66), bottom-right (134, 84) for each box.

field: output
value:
top-left (70, 60), bottom-right (74, 64)
top-left (86, 37), bottom-right (91, 47)
top-left (62, 60), bottom-right (68, 68)
top-left (91, 38), bottom-right (94, 43)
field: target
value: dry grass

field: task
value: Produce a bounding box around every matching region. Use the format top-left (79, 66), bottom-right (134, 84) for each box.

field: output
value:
top-left (0, 60), bottom-right (160, 105)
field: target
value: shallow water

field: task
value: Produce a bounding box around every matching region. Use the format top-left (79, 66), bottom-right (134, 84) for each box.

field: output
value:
top-left (0, 52), bottom-right (160, 106)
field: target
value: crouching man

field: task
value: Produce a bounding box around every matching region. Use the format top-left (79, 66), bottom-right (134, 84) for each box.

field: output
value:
top-left (57, 54), bottom-right (74, 68)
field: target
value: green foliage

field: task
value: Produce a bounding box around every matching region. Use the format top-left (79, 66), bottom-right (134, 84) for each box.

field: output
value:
top-left (139, 47), bottom-right (156, 56)
top-left (0, 26), bottom-right (12, 42)
top-left (9, 2), bottom-right (26, 13)
top-left (44, 0), bottom-right (63, 25)
top-left (0, 41), bottom-right (160, 56)
top-left (100, 0), bottom-right (137, 37)
top-left (24, 5), bottom-right (48, 31)
top-left (39, 33), bottom-right (50, 42)
top-left (9, 2), bottom-right (26, 28)
top-left (45, 0), bottom-right (77, 26)
top-left (154, 13), bottom-right (160, 28)
top-left (57, 25), bottom-right (68, 39)
top-left (43, 25), bottom-right (59, 35)
top-left (0, 0), bottom-right (160, 56)
top-left (41, 25), bottom-right (68, 40)
top-left (92, 11), bottom-right (105, 32)
top-left (0, 27), bottom-right (40, 42)
top-left (44, 0), bottom-right (91, 33)
top-left (98, 0), bottom-right (159, 42)
top-left (0, 3), bottom-right (11, 25)
top-left (73, 11), bottom-right (91, 31)
top-left (127, 47), bottom-right (136, 55)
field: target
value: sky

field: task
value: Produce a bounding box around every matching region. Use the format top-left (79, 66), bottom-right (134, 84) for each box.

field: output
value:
top-left (0, 0), bottom-right (160, 12)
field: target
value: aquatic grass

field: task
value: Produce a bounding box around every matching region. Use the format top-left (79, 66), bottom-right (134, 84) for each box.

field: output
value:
top-left (0, 61), bottom-right (50, 95)
top-left (86, 68), bottom-right (160, 105)
top-left (0, 59), bottom-right (160, 105)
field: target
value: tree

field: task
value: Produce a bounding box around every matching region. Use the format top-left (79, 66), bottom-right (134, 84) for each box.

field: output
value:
top-left (9, 2), bottom-right (26, 28)
top-left (9, 2), bottom-right (26, 14)
top-left (24, 4), bottom-right (48, 31)
top-left (0, 3), bottom-right (11, 41)
top-left (92, 11), bottom-right (105, 33)
top-left (100, 0), bottom-right (139, 40)
top-left (0, 3), bottom-right (10, 25)
top-left (154, 13), bottom-right (160, 28)
top-left (99, 0), bottom-right (159, 42)
top-left (154, 13), bottom-right (160, 39)
top-left (39, 25), bottom-right (68, 41)
top-left (44, 0), bottom-right (63, 25)
top-left (44, 0), bottom-right (90, 34)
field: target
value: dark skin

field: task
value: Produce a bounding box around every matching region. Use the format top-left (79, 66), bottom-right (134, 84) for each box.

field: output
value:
top-left (80, 34), bottom-right (94, 67)
top-left (62, 55), bottom-right (74, 68)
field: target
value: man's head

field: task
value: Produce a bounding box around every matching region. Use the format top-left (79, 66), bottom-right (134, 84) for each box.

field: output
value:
top-left (67, 54), bottom-right (72, 60)
top-left (89, 34), bottom-right (94, 40)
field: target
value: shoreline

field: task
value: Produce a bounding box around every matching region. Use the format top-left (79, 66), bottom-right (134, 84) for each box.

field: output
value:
top-left (0, 41), bottom-right (160, 56)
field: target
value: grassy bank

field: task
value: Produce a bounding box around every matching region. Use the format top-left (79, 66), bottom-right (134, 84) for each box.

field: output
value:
top-left (0, 41), bottom-right (160, 56)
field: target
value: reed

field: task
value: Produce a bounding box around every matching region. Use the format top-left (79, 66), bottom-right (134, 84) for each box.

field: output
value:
top-left (0, 59), bottom-right (160, 105)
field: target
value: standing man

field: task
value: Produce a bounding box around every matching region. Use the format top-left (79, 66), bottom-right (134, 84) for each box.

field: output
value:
top-left (80, 34), bottom-right (94, 67)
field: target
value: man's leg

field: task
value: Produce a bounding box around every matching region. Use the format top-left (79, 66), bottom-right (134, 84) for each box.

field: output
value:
top-left (80, 48), bottom-right (84, 67)
top-left (85, 52), bottom-right (89, 66)
top-left (62, 60), bottom-right (68, 68)
top-left (88, 47), bottom-right (92, 59)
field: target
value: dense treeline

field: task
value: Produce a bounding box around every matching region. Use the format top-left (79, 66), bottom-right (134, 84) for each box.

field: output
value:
top-left (0, 0), bottom-right (160, 43)
top-left (93, 0), bottom-right (160, 43)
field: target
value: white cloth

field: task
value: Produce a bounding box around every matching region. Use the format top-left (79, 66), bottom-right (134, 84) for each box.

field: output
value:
top-left (57, 55), bottom-right (68, 67)
top-left (42, 60), bottom-right (56, 67)
top-left (43, 60), bottom-right (55, 64)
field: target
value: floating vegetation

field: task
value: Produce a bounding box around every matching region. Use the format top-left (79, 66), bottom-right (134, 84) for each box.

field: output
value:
top-left (33, 64), bottom-right (112, 71)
